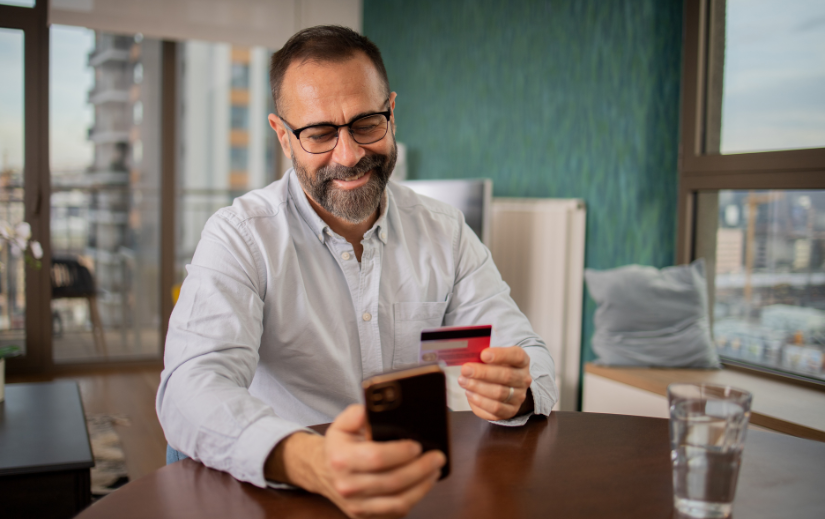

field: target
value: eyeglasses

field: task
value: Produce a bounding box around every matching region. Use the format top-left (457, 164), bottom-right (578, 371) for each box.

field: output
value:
top-left (280, 108), bottom-right (392, 154)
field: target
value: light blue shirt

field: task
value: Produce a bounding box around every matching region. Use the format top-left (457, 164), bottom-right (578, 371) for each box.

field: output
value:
top-left (156, 169), bottom-right (558, 488)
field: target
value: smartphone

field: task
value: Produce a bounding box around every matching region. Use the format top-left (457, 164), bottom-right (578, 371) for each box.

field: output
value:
top-left (362, 364), bottom-right (451, 480)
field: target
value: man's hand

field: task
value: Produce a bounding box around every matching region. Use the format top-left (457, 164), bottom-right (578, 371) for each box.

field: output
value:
top-left (265, 404), bottom-right (445, 519)
top-left (458, 346), bottom-right (533, 421)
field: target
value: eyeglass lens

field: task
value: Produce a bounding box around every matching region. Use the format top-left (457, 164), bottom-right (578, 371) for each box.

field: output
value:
top-left (299, 114), bottom-right (389, 154)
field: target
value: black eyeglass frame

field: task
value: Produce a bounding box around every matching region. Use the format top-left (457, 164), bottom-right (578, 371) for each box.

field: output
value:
top-left (279, 107), bottom-right (393, 154)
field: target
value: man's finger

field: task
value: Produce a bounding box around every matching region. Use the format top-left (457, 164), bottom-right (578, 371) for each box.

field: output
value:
top-left (341, 439), bottom-right (423, 473)
top-left (347, 468), bottom-right (441, 518)
top-left (334, 450), bottom-right (445, 498)
top-left (479, 346), bottom-right (530, 368)
top-left (458, 376), bottom-right (528, 402)
top-left (467, 402), bottom-right (500, 422)
top-left (460, 363), bottom-right (531, 388)
top-left (466, 390), bottom-right (521, 420)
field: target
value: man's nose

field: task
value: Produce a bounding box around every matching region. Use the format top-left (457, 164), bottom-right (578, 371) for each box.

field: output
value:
top-left (331, 129), bottom-right (365, 168)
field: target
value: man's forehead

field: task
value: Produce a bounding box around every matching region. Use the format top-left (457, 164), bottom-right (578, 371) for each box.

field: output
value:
top-left (279, 53), bottom-right (387, 123)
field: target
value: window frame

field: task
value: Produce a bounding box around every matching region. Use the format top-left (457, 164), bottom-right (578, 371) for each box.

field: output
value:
top-left (1, 10), bottom-right (180, 376)
top-left (1, 2), bottom-right (51, 375)
top-left (4, 14), bottom-right (283, 376)
top-left (677, 0), bottom-right (825, 384)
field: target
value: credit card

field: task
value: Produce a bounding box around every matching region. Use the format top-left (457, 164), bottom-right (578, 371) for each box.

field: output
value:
top-left (420, 325), bottom-right (492, 366)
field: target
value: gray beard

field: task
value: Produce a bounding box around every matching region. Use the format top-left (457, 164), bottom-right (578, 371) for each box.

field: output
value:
top-left (293, 139), bottom-right (397, 224)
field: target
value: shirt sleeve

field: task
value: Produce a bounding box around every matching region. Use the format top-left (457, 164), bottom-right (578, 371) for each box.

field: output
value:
top-left (156, 211), bottom-right (312, 488)
top-left (444, 213), bottom-right (559, 422)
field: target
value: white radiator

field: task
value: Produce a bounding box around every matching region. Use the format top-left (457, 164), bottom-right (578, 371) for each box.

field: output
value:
top-left (488, 198), bottom-right (587, 411)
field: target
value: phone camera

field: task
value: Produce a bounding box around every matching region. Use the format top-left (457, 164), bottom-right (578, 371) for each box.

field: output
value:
top-left (367, 382), bottom-right (402, 412)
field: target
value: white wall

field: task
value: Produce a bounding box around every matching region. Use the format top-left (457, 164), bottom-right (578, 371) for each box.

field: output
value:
top-left (582, 373), bottom-right (670, 419)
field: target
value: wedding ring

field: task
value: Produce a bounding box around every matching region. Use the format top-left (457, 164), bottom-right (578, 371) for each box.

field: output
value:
top-left (503, 386), bottom-right (514, 404)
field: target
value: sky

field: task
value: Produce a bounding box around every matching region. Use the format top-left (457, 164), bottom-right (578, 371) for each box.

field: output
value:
top-left (49, 24), bottom-right (95, 173)
top-left (0, 28), bottom-right (24, 173)
top-left (721, 0), bottom-right (825, 154)
top-left (0, 24), bottom-right (95, 173)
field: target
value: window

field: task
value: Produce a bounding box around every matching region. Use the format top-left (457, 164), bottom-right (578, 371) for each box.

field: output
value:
top-left (176, 41), bottom-right (278, 286)
top-left (2, 7), bottom-right (282, 375)
top-left (229, 146), bottom-right (248, 172)
top-left (230, 105), bottom-right (248, 129)
top-left (679, 0), bottom-right (825, 384)
top-left (714, 0), bottom-right (825, 154)
top-left (0, 28), bottom-right (27, 352)
top-left (50, 26), bottom-right (163, 363)
top-left (1, 0), bottom-right (50, 372)
top-left (133, 101), bottom-right (143, 125)
top-left (698, 190), bottom-right (825, 381)
top-left (230, 62), bottom-right (250, 90)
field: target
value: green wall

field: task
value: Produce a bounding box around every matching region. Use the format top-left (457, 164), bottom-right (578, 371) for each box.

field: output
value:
top-left (364, 0), bottom-right (683, 370)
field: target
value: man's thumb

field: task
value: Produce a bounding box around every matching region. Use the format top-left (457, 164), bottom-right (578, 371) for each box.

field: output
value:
top-left (330, 404), bottom-right (366, 436)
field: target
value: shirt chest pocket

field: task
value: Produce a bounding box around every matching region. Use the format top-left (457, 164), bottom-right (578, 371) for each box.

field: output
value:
top-left (392, 301), bottom-right (448, 369)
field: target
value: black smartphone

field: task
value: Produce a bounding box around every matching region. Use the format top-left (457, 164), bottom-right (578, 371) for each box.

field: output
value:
top-left (362, 364), bottom-right (451, 480)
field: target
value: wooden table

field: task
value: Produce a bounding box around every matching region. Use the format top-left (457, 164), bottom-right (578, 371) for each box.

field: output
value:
top-left (76, 411), bottom-right (825, 519)
top-left (0, 381), bottom-right (94, 519)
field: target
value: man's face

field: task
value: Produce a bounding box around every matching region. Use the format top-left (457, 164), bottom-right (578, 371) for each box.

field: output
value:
top-left (269, 53), bottom-right (397, 224)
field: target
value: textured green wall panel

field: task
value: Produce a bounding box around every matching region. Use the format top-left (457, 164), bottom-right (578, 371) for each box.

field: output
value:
top-left (364, 0), bottom-right (683, 366)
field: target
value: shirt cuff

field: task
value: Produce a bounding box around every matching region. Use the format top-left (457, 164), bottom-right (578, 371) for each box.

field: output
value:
top-left (490, 411), bottom-right (532, 427)
top-left (489, 353), bottom-right (558, 427)
top-left (529, 372), bottom-right (556, 417)
top-left (262, 428), bottom-right (324, 490)
top-left (488, 376), bottom-right (554, 427)
top-left (229, 415), bottom-right (315, 488)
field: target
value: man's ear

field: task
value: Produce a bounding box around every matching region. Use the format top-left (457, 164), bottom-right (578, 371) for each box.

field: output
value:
top-left (388, 91), bottom-right (397, 136)
top-left (269, 113), bottom-right (293, 160)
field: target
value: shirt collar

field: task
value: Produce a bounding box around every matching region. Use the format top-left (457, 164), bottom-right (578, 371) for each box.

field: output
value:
top-left (363, 189), bottom-right (389, 244)
top-left (287, 168), bottom-right (390, 245)
top-left (288, 168), bottom-right (328, 243)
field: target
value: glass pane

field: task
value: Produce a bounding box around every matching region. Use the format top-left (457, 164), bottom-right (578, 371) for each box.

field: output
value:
top-left (709, 190), bottom-right (825, 381)
top-left (0, 1), bottom-right (36, 7)
top-left (0, 29), bottom-right (26, 356)
top-left (50, 26), bottom-right (162, 362)
top-left (176, 42), bottom-right (277, 284)
top-left (717, 0), bottom-right (825, 154)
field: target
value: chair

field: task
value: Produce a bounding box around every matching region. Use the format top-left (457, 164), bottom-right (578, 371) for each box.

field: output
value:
top-left (51, 257), bottom-right (108, 356)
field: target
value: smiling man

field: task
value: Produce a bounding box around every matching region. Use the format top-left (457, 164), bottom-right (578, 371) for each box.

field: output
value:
top-left (157, 26), bottom-right (558, 519)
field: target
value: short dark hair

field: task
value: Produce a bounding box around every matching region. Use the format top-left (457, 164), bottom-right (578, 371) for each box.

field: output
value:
top-left (269, 25), bottom-right (390, 115)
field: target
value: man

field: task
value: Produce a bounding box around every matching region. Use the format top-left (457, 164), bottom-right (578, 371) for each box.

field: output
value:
top-left (157, 25), bottom-right (558, 519)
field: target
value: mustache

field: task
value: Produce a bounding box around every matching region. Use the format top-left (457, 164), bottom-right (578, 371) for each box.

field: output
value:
top-left (316, 154), bottom-right (387, 183)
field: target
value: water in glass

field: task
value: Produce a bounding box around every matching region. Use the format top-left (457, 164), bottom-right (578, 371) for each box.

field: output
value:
top-left (670, 400), bottom-right (746, 518)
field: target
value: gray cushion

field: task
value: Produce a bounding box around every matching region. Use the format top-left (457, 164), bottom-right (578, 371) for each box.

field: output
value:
top-left (585, 259), bottom-right (720, 368)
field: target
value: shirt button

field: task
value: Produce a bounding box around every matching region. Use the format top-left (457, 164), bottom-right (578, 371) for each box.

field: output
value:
top-left (341, 252), bottom-right (351, 260)
top-left (317, 234), bottom-right (323, 242)
top-left (362, 312), bottom-right (372, 321)
top-left (381, 232), bottom-right (387, 240)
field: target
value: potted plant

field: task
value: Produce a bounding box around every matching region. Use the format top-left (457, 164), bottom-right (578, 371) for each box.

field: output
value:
top-left (0, 220), bottom-right (42, 403)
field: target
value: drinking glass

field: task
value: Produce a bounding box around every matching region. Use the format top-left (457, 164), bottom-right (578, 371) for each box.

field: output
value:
top-left (668, 383), bottom-right (753, 518)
